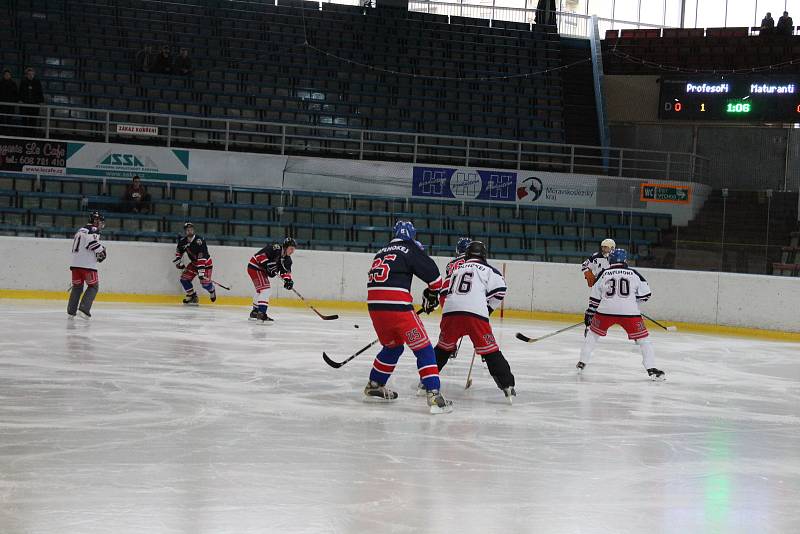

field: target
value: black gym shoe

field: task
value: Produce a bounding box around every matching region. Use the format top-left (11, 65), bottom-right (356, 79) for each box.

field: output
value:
top-left (647, 368), bottom-right (666, 381)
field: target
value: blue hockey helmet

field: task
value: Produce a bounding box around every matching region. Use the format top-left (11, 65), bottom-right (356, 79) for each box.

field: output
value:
top-left (393, 220), bottom-right (416, 241)
top-left (456, 236), bottom-right (471, 255)
top-left (608, 248), bottom-right (628, 265)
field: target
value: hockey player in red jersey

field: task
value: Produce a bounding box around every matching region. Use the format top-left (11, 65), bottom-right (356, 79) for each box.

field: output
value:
top-left (364, 221), bottom-right (452, 414)
top-left (434, 241), bottom-right (517, 403)
top-left (439, 236), bottom-right (471, 296)
top-left (68, 211), bottom-right (106, 319)
top-left (579, 248), bottom-right (665, 380)
top-left (246, 237), bottom-right (296, 323)
top-left (173, 222), bottom-right (215, 305)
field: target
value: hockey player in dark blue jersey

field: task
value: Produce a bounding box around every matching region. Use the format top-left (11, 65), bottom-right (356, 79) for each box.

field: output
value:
top-left (364, 220), bottom-right (452, 414)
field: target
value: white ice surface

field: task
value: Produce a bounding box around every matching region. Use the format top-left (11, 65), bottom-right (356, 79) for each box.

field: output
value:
top-left (0, 300), bottom-right (798, 534)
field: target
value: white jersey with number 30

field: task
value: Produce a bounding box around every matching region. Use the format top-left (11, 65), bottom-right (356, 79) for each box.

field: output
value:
top-left (589, 266), bottom-right (651, 317)
top-left (442, 259), bottom-right (507, 319)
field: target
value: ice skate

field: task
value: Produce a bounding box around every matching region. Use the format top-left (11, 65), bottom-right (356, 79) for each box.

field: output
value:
top-left (363, 380), bottom-right (398, 402)
top-left (502, 386), bottom-right (516, 405)
top-left (182, 293), bottom-right (199, 306)
top-left (248, 307), bottom-right (259, 321)
top-left (78, 310), bottom-right (91, 320)
top-left (415, 381), bottom-right (427, 397)
top-left (256, 311), bottom-right (274, 324)
top-left (647, 368), bottom-right (666, 381)
top-left (426, 389), bottom-right (453, 414)
top-left (209, 290), bottom-right (217, 303)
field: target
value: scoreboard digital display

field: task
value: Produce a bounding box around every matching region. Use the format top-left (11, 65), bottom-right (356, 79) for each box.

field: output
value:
top-left (659, 75), bottom-right (800, 122)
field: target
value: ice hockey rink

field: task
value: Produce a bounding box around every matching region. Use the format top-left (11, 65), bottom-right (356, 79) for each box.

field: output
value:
top-left (0, 300), bottom-right (798, 534)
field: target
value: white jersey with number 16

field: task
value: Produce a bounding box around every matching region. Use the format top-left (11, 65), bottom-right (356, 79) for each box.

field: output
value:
top-left (589, 267), bottom-right (651, 317)
top-left (442, 259), bottom-right (507, 319)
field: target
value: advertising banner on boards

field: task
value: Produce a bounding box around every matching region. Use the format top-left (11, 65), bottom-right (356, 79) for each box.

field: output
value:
top-left (66, 142), bottom-right (189, 181)
top-left (0, 137), bottom-right (67, 175)
top-left (412, 166), bottom-right (517, 202)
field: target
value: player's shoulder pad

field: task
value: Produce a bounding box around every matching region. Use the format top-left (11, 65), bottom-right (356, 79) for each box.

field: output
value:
top-left (486, 262), bottom-right (503, 277)
top-left (629, 267), bottom-right (647, 281)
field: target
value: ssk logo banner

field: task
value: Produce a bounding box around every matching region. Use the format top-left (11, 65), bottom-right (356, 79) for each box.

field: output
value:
top-left (67, 142), bottom-right (189, 181)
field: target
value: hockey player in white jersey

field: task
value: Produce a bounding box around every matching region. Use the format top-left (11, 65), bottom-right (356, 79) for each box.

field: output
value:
top-left (68, 211), bottom-right (107, 319)
top-left (581, 238), bottom-right (615, 287)
top-left (433, 241), bottom-right (517, 403)
top-left (578, 249), bottom-right (665, 380)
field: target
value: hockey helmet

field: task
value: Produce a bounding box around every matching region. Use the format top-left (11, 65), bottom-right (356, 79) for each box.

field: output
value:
top-left (283, 236), bottom-right (298, 249)
top-left (465, 240), bottom-right (487, 262)
top-left (600, 238), bottom-right (616, 256)
top-left (456, 236), bottom-right (471, 255)
top-left (608, 248), bottom-right (628, 265)
top-left (183, 222), bottom-right (194, 229)
top-left (393, 220), bottom-right (416, 241)
top-left (88, 211), bottom-right (104, 224)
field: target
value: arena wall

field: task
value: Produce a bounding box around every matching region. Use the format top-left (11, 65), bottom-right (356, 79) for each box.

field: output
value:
top-left (1, 236), bottom-right (798, 334)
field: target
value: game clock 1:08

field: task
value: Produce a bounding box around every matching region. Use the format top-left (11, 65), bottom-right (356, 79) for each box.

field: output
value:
top-left (658, 76), bottom-right (800, 121)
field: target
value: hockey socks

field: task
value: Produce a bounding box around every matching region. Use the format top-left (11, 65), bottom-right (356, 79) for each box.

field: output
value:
top-left (637, 338), bottom-right (656, 369)
top-left (484, 351), bottom-right (515, 390)
top-left (180, 279), bottom-right (194, 292)
top-left (369, 345), bottom-right (404, 385)
top-left (67, 285), bottom-right (83, 316)
top-left (434, 346), bottom-right (451, 371)
top-left (414, 344), bottom-right (441, 391)
top-left (79, 284), bottom-right (99, 316)
top-left (258, 303), bottom-right (268, 314)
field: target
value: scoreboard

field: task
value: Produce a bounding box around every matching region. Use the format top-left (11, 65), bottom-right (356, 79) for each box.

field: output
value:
top-left (659, 75), bottom-right (800, 122)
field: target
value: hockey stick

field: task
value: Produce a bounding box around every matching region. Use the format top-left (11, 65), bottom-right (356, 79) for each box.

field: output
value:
top-left (211, 280), bottom-right (231, 291)
top-left (292, 288), bottom-right (339, 320)
top-left (464, 351), bottom-right (477, 389)
top-left (323, 308), bottom-right (424, 368)
top-left (642, 313), bottom-right (677, 332)
top-left (515, 322), bottom-right (584, 343)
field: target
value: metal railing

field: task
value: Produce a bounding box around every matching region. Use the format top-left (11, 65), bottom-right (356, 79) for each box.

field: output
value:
top-left (405, 1), bottom-right (665, 38)
top-left (0, 104), bottom-right (709, 182)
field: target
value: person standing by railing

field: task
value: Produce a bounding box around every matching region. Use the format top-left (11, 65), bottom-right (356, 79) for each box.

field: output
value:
top-left (18, 67), bottom-right (44, 135)
top-left (0, 69), bottom-right (18, 128)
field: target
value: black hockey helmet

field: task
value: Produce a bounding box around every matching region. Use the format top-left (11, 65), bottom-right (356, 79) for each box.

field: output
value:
top-left (88, 210), bottom-right (104, 224)
top-left (283, 236), bottom-right (298, 249)
top-left (465, 240), bottom-right (487, 261)
top-left (183, 222), bottom-right (194, 229)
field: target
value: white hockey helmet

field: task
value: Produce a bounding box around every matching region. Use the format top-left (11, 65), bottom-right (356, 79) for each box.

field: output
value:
top-left (600, 238), bottom-right (616, 256)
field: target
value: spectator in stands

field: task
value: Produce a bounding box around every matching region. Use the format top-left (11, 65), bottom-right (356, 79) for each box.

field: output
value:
top-left (760, 12), bottom-right (775, 35)
top-left (174, 48), bottom-right (192, 76)
top-left (18, 67), bottom-right (44, 133)
top-left (777, 11), bottom-right (794, 36)
top-left (152, 46), bottom-right (173, 75)
top-left (122, 175), bottom-right (152, 213)
top-left (0, 69), bottom-right (18, 126)
top-left (135, 45), bottom-right (156, 72)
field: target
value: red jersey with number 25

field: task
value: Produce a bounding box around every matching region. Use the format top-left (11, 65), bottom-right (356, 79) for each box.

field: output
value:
top-left (367, 238), bottom-right (442, 312)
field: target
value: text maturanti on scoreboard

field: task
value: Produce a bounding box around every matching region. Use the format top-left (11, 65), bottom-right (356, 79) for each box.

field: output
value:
top-left (659, 75), bottom-right (800, 122)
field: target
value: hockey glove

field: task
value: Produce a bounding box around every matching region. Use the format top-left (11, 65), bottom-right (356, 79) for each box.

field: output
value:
top-left (584, 311), bottom-right (594, 327)
top-left (283, 278), bottom-right (294, 290)
top-left (95, 250), bottom-right (107, 263)
top-left (422, 287), bottom-right (439, 314)
top-left (198, 269), bottom-right (207, 282)
top-left (174, 258), bottom-right (185, 269)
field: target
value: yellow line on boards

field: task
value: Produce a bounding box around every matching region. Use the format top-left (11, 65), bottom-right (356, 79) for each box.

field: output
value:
top-left (1, 289), bottom-right (798, 342)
